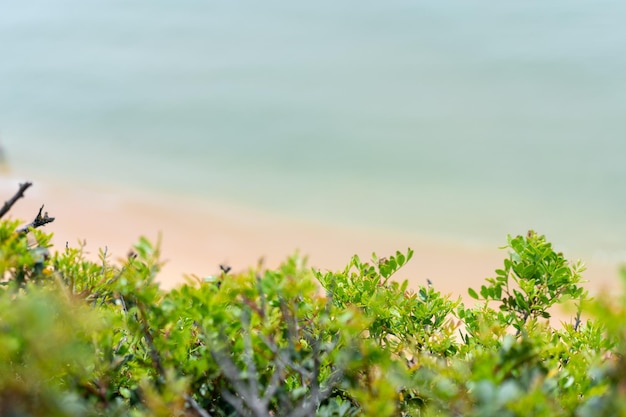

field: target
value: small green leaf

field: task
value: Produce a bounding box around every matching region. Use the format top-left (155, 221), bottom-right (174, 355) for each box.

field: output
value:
top-left (397, 251), bottom-right (406, 267)
top-left (468, 288), bottom-right (479, 300)
top-left (480, 285), bottom-right (489, 299)
top-left (514, 290), bottom-right (529, 311)
top-left (119, 387), bottom-right (132, 399)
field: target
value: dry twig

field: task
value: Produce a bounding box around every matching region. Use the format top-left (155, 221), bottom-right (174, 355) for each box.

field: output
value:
top-left (0, 181), bottom-right (32, 219)
top-left (17, 204), bottom-right (55, 234)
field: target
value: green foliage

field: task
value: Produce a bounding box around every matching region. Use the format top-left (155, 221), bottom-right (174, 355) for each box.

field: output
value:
top-left (1, 213), bottom-right (626, 417)
top-left (466, 231), bottom-right (587, 332)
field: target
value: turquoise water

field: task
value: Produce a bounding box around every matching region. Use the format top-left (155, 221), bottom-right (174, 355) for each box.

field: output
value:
top-left (1, 1), bottom-right (625, 261)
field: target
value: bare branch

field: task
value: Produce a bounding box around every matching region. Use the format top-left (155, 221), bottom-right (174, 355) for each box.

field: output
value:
top-left (220, 389), bottom-right (253, 417)
top-left (261, 363), bottom-right (283, 405)
top-left (185, 394), bottom-right (213, 417)
top-left (210, 343), bottom-right (271, 417)
top-left (17, 204), bottom-right (55, 233)
top-left (0, 181), bottom-right (32, 219)
top-left (573, 302), bottom-right (582, 332)
top-left (207, 291), bottom-right (347, 417)
top-left (211, 342), bottom-right (269, 417)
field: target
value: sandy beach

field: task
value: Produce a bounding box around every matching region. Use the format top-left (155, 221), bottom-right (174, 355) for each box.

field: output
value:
top-left (1, 174), bottom-right (620, 305)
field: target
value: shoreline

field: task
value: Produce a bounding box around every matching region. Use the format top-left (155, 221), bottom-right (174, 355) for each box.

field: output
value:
top-left (0, 174), bottom-right (620, 301)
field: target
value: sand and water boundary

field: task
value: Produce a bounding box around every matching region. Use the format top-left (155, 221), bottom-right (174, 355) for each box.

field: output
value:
top-left (1, 175), bottom-right (619, 308)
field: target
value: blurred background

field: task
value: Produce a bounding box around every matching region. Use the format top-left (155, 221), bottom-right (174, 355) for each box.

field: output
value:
top-left (1, 0), bottom-right (625, 267)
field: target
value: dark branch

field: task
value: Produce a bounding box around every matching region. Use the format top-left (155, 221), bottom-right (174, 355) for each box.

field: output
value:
top-left (0, 181), bottom-right (32, 219)
top-left (17, 205), bottom-right (55, 234)
top-left (573, 302), bottom-right (582, 332)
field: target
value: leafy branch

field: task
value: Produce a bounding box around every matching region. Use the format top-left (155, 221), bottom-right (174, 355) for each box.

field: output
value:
top-left (467, 230), bottom-right (587, 335)
top-left (204, 281), bottom-right (345, 417)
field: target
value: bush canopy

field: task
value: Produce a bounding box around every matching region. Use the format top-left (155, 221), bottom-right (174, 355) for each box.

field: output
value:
top-left (1, 183), bottom-right (625, 416)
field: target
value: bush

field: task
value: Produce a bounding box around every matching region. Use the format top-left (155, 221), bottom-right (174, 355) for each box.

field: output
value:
top-left (1, 187), bottom-right (625, 416)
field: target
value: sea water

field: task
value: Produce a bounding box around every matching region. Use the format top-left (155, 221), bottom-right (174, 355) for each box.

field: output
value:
top-left (1, 0), bottom-right (625, 262)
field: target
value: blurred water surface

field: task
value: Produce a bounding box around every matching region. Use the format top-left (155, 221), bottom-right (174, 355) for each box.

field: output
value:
top-left (1, 0), bottom-right (625, 259)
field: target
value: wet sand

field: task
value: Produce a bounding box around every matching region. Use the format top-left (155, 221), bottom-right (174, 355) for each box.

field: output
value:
top-left (0, 175), bottom-right (620, 307)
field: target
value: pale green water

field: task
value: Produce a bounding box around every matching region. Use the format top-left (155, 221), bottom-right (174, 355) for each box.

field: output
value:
top-left (1, 1), bottom-right (625, 262)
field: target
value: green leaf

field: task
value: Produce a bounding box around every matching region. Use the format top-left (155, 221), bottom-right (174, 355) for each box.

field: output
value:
top-left (397, 252), bottom-right (406, 267)
top-left (494, 285), bottom-right (503, 300)
top-left (514, 290), bottom-right (529, 311)
top-left (480, 285), bottom-right (489, 299)
top-left (468, 288), bottom-right (479, 300)
top-left (119, 387), bottom-right (132, 399)
top-left (406, 248), bottom-right (414, 263)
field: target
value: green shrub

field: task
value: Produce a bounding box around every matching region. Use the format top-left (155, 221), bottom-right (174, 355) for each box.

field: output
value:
top-left (1, 188), bottom-right (625, 416)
